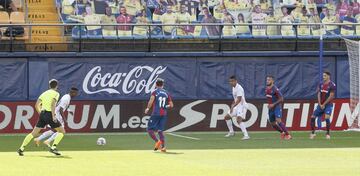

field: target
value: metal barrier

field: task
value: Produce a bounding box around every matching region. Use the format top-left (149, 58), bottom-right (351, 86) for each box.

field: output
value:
top-left (0, 23), bottom-right (357, 52)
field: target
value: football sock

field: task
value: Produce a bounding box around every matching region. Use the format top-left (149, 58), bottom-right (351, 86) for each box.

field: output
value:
top-left (20, 133), bottom-right (34, 151)
top-left (51, 133), bottom-right (64, 150)
top-left (158, 131), bottom-right (165, 148)
top-left (37, 130), bottom-right (54, 141)
top-left (325, 119), bottom-right (331, 135)
top-left (47, 132), bottom-right (58, 143)
top-left (310, 118), bottom-right (316, 134)
top-left (147, 130), bottom-right (158, 142)
top-left (239, 122), bottom-right (249, 137)
top-left (272, 124), bottom-right (283, 133)
top-left (278, 122), bottom-right (289, 135)
top-left (226, 119), bottom-right (234, 133)
top-left (317, 117), bottom-right (322, 130)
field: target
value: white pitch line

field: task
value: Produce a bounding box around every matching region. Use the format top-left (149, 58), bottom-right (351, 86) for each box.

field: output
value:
top-left (167, 133), bottom-right (200, 140)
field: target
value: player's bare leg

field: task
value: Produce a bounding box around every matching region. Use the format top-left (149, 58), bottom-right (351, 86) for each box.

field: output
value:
top-left (236, 117), bottom-right (250, 140)
top-left (276, 118), bottom-right (291, 140)
top-left (49, 126), bottom-right (65, 155)
top-left (224, 114), bottom-right (235, 137)
top-left (18, 127), bottom-right (42, 156)
top-left (310, 115), bottom-right (317, 139)
top-left (324, 114), bottom-right (331, 139)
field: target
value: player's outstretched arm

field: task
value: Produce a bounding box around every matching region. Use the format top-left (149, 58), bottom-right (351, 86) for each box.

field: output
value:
top-left (145, 95), bottom-right (155, 114)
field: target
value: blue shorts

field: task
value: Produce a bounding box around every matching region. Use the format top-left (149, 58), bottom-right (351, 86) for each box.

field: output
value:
top-left (268, 107), bottom-right (282, 123)
top-left (313, 104), bottom-right (333, 118)
top-left (147, 115), bottom-right (167, 131)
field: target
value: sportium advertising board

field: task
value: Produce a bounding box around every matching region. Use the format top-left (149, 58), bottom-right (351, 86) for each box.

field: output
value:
top-left (0, 99), bottom-right (352, 133)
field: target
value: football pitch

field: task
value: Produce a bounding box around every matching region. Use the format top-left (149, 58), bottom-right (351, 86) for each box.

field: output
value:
top-left (0, 131), bottom-right (359, 176)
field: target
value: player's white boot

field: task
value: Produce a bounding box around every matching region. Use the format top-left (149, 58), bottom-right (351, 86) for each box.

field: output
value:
top-left (225, 132), bottom-right (235, 137)
top-left (241, 135), bottom-right (250, 140)
top-left (310, 133), bottom-right (316, 139)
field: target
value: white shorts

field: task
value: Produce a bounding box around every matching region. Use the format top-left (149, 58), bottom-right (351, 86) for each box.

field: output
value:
top-left (228, 104), bottom-right (248, 119)
top-left (55, 113), bottom-right (65, 127)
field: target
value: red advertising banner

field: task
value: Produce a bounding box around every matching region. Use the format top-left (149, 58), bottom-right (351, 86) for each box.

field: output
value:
top-left (0, 99), bottom-right (353, 133)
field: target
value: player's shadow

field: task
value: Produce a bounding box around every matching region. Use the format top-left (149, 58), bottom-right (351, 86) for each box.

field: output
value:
top-left (155, 151), bottom-right (184, 155)
top-left (39, 155), bottom-right (73, 159)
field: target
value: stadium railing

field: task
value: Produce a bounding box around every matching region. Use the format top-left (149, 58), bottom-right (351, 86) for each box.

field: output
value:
top-left (0, 23), bottom-right (357, 52)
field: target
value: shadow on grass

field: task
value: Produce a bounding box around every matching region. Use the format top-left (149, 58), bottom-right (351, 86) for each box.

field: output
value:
top-left (155, 151), bottom-right (184, 155)
top-left (39, 155), bottom-right (73, 159)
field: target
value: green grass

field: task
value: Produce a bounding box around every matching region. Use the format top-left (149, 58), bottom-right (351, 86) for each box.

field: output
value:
top-left (0, 131), bottom-right (359, 176)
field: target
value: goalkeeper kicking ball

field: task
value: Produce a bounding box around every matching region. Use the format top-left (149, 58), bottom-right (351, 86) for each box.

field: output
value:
top-left (97, 137), bottom-right (106, 146)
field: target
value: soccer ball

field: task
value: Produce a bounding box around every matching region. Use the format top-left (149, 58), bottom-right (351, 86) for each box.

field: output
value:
top-left (97, 137), bottom-right (106, 146)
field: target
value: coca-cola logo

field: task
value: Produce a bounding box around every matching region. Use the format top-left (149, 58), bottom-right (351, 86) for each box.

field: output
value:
top-left (82, 66), bottom-right (167, 95)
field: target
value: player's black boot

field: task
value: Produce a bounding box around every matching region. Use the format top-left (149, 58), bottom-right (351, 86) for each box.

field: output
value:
top-left (17, 149), bottom-right (24, 156)
top-left (49, 148), bottom-right (61, 156)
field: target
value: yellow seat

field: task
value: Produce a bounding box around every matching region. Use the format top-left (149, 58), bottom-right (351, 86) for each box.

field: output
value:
top-left (0, 12), bottom-right (10, 40)
top-left (9, 12), bottom-right (28, 40)
top-left (0, 11), bottom-right (10, 24)
top-left (10, 12), bottom-right (25, 24)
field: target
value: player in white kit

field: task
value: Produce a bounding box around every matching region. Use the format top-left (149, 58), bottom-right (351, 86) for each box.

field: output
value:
top-left (34, 87), bottom-right (79, 147)
top-left (224, 76), bottom-right (250, 140)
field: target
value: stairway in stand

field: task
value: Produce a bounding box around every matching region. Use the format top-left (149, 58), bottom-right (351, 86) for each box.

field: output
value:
top-left (26, 0), bottom-right (66, 51)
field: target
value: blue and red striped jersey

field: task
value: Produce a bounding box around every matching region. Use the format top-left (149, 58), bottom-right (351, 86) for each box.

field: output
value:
top-left (265, 85), bottom-right (283, 107)
top-left (318, 81), bottom-right (336, 105)
top-left (151, 88), bottom-right (172, 116)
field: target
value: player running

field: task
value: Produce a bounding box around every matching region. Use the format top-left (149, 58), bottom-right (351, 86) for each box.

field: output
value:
top-left (144, 78), bottom-right (174, 152)
top-left (310, 71), bottom-right (336, 139)
top-left (224, 76), bottom-right (250, 140)
top-left (266, 75), bottom-right (292, 140)
top-left (34, 87), bottom-right (79, 147)
top-left (17, 79), bottom-right (65, 156)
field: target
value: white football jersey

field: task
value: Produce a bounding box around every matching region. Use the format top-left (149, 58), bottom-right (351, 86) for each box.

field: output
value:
top-left (55, 94), bottom-right (71, 116)
top-left (232, 83), bottom-right (247, 107)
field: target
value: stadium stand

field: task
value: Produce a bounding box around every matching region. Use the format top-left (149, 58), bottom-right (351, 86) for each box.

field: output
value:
top-left (54, 0), bottom-right (360, 40)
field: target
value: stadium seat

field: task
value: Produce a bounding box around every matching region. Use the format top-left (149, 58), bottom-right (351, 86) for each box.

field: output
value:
top-left (87, 29), bottom-right (103, 39)
top-left (267, 35), bottom-right (283, 39)
top-left (253, 35), bottom-right (268, 39)
top-left (10, 12), bottom-right (25, 24)
top-left (72, 26), bottom-right (87, 39)
top-left (237, 34), bottom-right (253, 39)
top-left (297, 35), bottom-right (314, 39)
top-left (117, 30), bottom-right (133, 39)
top-left (133, 35), bottom-right (148, 39)
top-left (0, 11), bottom-right (10, 24)
top-left (282, 35), bottom-right (296, 39)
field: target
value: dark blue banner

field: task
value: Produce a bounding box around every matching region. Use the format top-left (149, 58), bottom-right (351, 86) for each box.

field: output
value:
top-left (1, 56), bottom-right (349, 100)
top-left (0, 59), bottom-right (28, 100)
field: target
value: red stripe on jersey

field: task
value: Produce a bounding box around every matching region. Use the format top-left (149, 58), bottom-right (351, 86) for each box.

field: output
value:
top-left (160, 107), bottom-right (165, 116)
